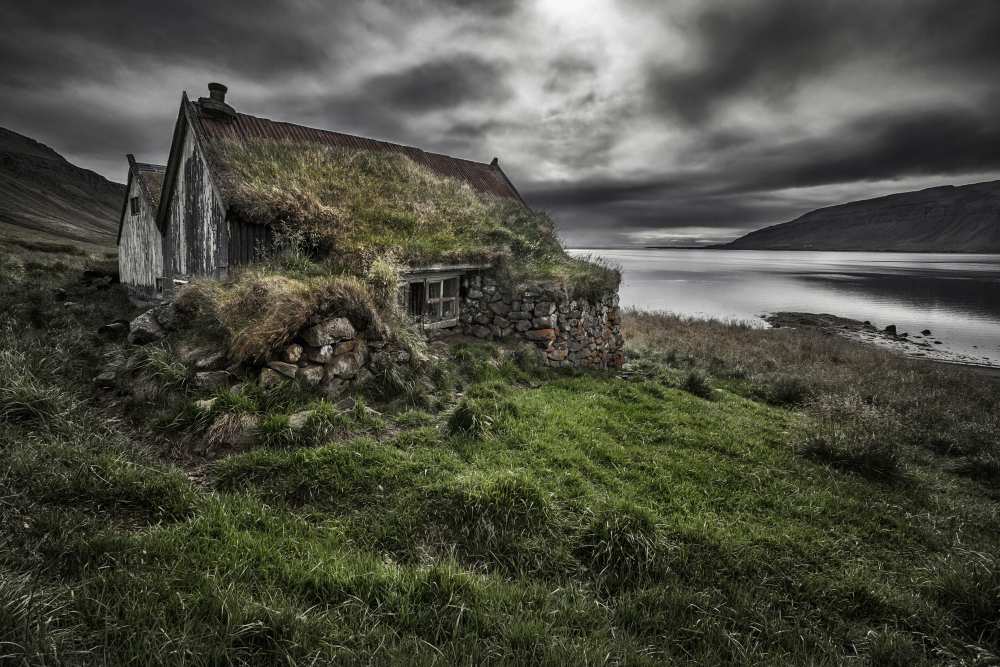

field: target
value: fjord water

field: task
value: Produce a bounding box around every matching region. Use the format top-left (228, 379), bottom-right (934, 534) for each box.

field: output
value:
top-left (570, 249), bottom-right (1000, 366)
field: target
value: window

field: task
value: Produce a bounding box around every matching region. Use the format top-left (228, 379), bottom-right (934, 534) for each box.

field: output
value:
top-left (130, 196), bottom-right (140, 216)
top-left (403, 275), bottom-right (460, 324)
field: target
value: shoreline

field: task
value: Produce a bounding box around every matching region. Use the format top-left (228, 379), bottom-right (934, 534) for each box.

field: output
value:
top-left (765, 311), bottom-right (1000, 377)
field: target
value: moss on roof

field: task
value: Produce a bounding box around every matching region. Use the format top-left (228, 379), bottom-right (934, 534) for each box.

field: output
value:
top-left (213, 140), bottom-right (619, 295)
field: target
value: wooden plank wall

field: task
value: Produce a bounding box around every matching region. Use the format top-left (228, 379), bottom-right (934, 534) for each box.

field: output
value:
top-left (118, 173), bottom-right (163, 289)
top-left (228, 219), bottom-right (272, 266)
top-left (164, 125), bottom-right (228, 279)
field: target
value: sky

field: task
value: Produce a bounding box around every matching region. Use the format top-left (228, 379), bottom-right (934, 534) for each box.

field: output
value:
top-left (2, 0), bottom-right (999, 247)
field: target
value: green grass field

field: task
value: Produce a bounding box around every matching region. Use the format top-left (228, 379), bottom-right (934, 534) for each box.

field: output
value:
top-left (1, 252), bottom-right (998, 665)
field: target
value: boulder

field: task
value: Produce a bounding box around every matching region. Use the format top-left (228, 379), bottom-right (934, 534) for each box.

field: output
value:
top-left (547, 348), bottom-right (568, 361)
top-left (192, 349), bottom-right (228, 371)
top-left (921, 329), bottom-right (932, 336)
top-left (525, 328), bottom-right (557, 342)
top-left (208, 413), bottom-right (259, 447)
top-left (884, 324), bottom-right (897, 335)
top-left (193, 371), bottom-right (230, 391)
top-left (127, 311), bottom-right (164, 345)
top-left (306, 345), bottom-right (335, 364)
top-left (302, 317), bottom-right (355, 347)
top-left (320, 376), bottom-right (349, 399)
top-left (259, 367), bottom-right (285, 389)
top-left (97, 320), bottom-right (130, 339)
top-left (194, 397), bottom-right (218, 412)
top-left (296, 364), bottom-right (324, 386)
top-left (283, 343), bottom-right (304, 364)
top-left (471, 325), bottom-right (492, 338)
top-left (94, 370), bottom-right (116, 388)
top-left (267, 360), bottom-right (299, 379)
top-left (327, 351), bottom-right (363, 378)
top-left (333, 339), bottom-right (357, 355)
top-left (534, 302), bottom-right (555, 316)
top-left (154, 303), bottom-right (179, 331)
top-left (515, 320), bottom-right (532, 332)
top-left (533, 316), bottom-right (556, 328)
top-left (488, 301), bottom-right (511, 316)
top-left (288, 410), bottom-right (314, 431)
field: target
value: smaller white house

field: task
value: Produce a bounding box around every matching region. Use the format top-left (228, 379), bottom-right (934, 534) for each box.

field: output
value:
top-left (117, 155), bottom-right (165, 296)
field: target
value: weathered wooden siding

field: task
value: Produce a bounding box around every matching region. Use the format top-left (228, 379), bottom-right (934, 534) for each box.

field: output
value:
top-left (164, 123), bottom-right (228, 279)
top-left (228, 219), bottom-right (272, 266)
top-left (118, 174), bottom-right (163, 290)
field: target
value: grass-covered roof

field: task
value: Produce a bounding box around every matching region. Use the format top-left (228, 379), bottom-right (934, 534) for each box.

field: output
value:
top-left (212, 140), bottom-right (618, 294)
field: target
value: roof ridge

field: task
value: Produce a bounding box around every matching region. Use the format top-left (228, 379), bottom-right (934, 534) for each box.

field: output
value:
top-left (226, 105), bottom-right (497, 170)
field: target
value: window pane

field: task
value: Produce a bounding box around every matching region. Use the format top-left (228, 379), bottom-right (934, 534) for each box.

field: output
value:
top-left (443, 299), bottom-right (456, 317)
top-left (428, 281), bottom-right (441, 299)
top-left (408, 283), bottom-right (424, 316)
top-left (443, 277), bottom-right (459, 298)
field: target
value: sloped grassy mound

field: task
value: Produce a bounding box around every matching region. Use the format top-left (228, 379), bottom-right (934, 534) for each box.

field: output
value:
top-left (213, 139), bottom-right (618, 292)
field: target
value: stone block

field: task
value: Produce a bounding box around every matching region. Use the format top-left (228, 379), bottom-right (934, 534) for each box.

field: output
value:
top-left (327, 351), bottom-right (362, 378)
top-left (306, 345), bottom-right (334, 364)
top-left (302, 317), bottom-right (355, 346)
top-left (525, 328), bottom-right (557, 342)
top-left (259, 367), bottom-right (284, 388)
top-left (267, 360), bottom-right (299, 378)
top-left (194, 370), bottom-right (231, 391)
top-left (127, 311), bottom-right (164, 345)
top-left (283, 343), bottom-right (304, 364)
top-left (488, 301), bottom-right (511, 315)
top-left (296, 364), bottom-right (324, 386)
top-left (534, 302), bottom-right (555, 316)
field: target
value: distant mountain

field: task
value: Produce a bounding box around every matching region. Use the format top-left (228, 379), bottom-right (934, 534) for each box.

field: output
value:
top-left (0, 127), bottom-right (124, 248)
top-left (725, 181), bottom-right (1000, 252)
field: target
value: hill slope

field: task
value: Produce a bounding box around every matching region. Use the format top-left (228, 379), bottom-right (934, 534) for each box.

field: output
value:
top-left (0, 127), bottom-right (124, 248)
top-left (726, 180), bottom-right (1000, 252)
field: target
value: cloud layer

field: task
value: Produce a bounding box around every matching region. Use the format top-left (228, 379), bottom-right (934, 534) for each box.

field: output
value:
top-left (2, 0), bottom-right (998, 245)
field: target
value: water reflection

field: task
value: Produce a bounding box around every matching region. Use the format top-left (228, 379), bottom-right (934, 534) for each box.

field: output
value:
top-left (570, 249), bottom-right (1000, 365)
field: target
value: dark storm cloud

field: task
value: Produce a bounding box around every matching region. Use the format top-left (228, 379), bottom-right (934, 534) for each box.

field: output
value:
top-left (737, 104), bottom-right (1000, 192)
top-left (0, 1), bottom-right (337, 87)
top-left (1, 0), bottom-right (999, 245)
top-left (364, 56), bottom-right (509, 112)
top-left (645, 0), bottom-right (1000, 125)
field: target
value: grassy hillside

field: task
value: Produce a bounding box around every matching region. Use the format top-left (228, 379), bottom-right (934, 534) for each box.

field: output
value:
top-left (0, 127), bottom-right (124, 250)
top-left (725, 180), bottom-right (1000, 252)
top-left (1, 251), bottom-right (998, 664)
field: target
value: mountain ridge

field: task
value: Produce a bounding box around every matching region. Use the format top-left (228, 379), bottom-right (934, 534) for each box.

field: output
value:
top-left (725, 180), bottom-right (1000, 252)
top-left (0, 126), bottom-right (124, 248)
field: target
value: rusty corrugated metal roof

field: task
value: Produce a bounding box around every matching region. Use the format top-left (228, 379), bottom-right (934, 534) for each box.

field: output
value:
top-left (133, 162), bottom-right (166, 208)
top-left (188, 100), bottom-right (524, 205)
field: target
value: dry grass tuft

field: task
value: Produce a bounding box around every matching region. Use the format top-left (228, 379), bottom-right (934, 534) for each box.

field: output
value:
top-left (177, 270), bottom-right (381, 362)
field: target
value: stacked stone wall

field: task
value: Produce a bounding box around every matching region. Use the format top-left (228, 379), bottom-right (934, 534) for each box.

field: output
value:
top-left (460, 273), bottom-right (625, 368)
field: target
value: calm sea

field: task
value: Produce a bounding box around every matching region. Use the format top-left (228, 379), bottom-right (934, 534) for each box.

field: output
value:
top-left (569, 249), bottom-right (1000, 367)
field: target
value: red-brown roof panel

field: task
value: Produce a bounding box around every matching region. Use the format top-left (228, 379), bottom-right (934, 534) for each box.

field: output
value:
top-left (190, 101), bottom-right (523, 204)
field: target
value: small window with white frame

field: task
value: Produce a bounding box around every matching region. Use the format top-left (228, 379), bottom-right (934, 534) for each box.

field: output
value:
top-left (402, 274), bottom-right (461, 326)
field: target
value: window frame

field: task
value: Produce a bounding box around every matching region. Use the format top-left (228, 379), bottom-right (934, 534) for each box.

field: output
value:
top-left (401, 273), bottom-right (461, 328)
top-left (130, 196), bottom-right (140, 216)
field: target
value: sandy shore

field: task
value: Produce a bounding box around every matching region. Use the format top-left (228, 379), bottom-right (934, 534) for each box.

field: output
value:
top-left (765, 312), bottom-right (1000, 378)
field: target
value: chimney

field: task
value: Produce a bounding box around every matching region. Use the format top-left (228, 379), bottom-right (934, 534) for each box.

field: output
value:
top-left (208, 82), bottom-right (228, 103)
top-left (198, 82), bottom-right (235, 120)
